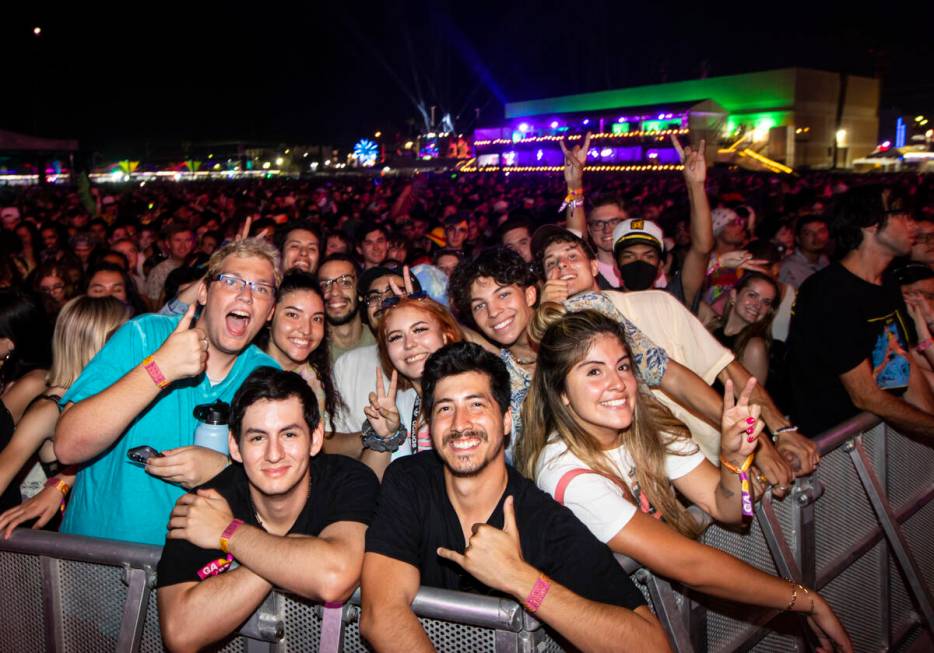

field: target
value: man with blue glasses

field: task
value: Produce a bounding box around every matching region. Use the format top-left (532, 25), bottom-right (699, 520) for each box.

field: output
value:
top-left (53, 238), bottom-right (282, 545)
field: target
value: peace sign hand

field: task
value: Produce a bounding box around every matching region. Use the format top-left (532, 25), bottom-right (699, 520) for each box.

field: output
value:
top-left (363, 368), bottom-right (401, 438)
top-left (387, 265), bottom-right (417, 299)
top-left (559, 132), bottom-right (591, 191)
top-left (721, 377), bottom-right (763, 468)
top-left (437, 496), bottom-right (533, 596)
top-left (671, 135), bottom-right (707, 184)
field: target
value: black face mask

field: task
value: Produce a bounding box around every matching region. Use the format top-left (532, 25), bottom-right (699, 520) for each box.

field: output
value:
top-left (619, 260), bottom-right (659, 291)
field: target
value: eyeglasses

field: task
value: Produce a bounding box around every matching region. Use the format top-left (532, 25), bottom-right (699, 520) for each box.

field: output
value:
top-left (214, 274), bottom-right (276, 298)
top-left (319, 274), bottom-right (355, 292)
top-left (40, 283), bottom-right (65, 294)
top-left (381, 290), bottom-right (428, 311)
top-left (365, 287), bottom-right (396, 307)
top-left (588, 218), bottom-right (622, 233)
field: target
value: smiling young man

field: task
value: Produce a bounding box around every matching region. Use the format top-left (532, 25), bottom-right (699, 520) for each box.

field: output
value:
top-left (317, 253), bottom-right (374, 361)
top-left (53, 239), bottom-right (282, 545)
top-left (157, 367), bottom-right (379, 653)
top-left (360, 342), bottom-right (669, 652)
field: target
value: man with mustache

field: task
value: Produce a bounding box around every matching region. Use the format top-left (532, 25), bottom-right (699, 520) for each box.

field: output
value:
top-left (359, 342), bottom-right (669, 652)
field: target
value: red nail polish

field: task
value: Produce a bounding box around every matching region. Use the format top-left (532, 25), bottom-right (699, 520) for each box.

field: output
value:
top-left (746, 427), bottom-right (755, 435)
top-left (746, 417), bottom-right (755, 424)
top-left (747, 436), bottom-right (757, 443)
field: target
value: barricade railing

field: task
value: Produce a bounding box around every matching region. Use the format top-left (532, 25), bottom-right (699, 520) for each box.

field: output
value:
top-left (0, 414), bottom-right (931, 652)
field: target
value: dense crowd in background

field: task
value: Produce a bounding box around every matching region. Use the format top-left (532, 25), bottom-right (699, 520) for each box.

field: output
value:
top-left (0, 154), bottom-right (931, 650)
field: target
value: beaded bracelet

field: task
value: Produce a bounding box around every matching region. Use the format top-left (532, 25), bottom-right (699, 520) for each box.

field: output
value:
top-left (918, 338), bottom-right (934, 353)
top-left (720, 453), bottom-right (755, 517)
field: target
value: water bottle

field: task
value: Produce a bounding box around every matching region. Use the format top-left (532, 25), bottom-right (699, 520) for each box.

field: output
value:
top-left (193, 400), bottom-right (231, 455)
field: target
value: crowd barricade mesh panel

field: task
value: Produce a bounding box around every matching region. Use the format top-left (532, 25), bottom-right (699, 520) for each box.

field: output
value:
top-left (58, 559), bottom-right (126, 651)
top-left (903, 500), bottom-right (934, 593)
top-left (702, 515), bottom-right (781, 651)
top-left (820, 541), bottom-right (886, 651)
top-left (0, 551), bottom-right (45, 650)
top-left (139, 586), bottom-right (164, 653)
top-left (282, 594), bottom-right (322, 652)
top-left (340, 618), bottom-right (373, 653)
top-left (813, 445), bottom-right (879, 574)
top-left (888, 427), bottom-right (934, 511)
top-left (420, 617), bottom-right (496, 652)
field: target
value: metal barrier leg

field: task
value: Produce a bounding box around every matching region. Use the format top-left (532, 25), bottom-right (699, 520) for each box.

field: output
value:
top-left (240, 591), bottom-right (284, 652)
top-left (40, 555), bottom-right (64, 652)
top-left (635, 571), bottom-right (694, 653)
top-left (494, 629), bottom-right (520, 652)
top-left (318, 602), bottom-right (345, 653)
top-left (116, 565), bottom-right (154, 653)
top-left (847, 437), bottom-right (934, 632)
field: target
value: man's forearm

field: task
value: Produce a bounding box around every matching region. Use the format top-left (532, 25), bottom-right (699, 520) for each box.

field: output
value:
top-left (660, 361), bottom-right (721, 428)
top-left (159, 567), bottom-right (272, 653)
top-left (858, 386), bottom-right (934, 441)
top-left (360, 603), bottom-right (435, 653)
top-left (229, 524), bottom-right (364, 602)
top-left (516, 577), bottom-right (669, 652)
top-left (54, 365), bottom-right (163, 465)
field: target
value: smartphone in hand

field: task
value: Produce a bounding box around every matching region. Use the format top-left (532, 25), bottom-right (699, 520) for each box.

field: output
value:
top-left (127, 445), bottom-right (163, 466)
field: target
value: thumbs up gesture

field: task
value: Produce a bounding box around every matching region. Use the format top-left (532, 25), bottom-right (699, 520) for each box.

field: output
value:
top-left (437, 496), bottom-right (533, 595)
top-left (152, 303), bottom-right (209, 383)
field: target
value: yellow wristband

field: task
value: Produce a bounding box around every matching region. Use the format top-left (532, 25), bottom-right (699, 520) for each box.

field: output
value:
top-left (720, 453), bottom-right (755, 474)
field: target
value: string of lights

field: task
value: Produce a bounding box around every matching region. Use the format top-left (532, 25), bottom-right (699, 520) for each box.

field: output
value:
top-left (473, 128), bottom-right (689, 146)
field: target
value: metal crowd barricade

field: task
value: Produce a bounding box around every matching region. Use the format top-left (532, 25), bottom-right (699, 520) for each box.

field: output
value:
top-left (0, 414), bottom-right (931, 652)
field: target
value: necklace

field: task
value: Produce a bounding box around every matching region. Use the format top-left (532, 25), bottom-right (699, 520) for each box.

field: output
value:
top-left (510, 351), bottom-right (537, 366)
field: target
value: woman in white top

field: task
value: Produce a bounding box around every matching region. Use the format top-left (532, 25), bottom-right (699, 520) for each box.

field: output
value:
top-left (516, 307), bottom-right (851, 652)
top-left (361, 295), bottom-right (463, 479)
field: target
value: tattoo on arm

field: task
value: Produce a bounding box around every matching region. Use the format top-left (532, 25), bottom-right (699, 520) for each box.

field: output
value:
top-left (717, 480), bottom-right (735, 499)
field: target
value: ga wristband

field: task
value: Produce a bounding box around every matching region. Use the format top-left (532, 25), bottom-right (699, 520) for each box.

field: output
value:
top-left (142, 355), bottom-right (169, 389)
top-left (219, 518), bottom-right (245, 554)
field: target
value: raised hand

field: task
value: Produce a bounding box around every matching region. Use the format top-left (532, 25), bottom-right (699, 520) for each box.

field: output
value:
top-left (672, 136), bottom-right (707, 184)
top-left (436, 496), bottom-right (532, 596)
top-left (540, 280), bottom-right (570, 306)
top-left (151, 303), bottom-right (208, 383)
top-left (559, 132), bottom-right (591, 191)
top-left (387, 265), bottom-right (417, 299)
top-left (717, 250), bottom-right (770, 274)
top-left (363, 368), bottom-right (401, 438)
top-left (166, 488), bottom-right (234, 551)
top-left (720, 377), bottom-right (763, 468)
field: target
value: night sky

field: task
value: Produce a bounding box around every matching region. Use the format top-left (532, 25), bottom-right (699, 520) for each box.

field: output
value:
top-left (3, 1), bottom-right (932, 158)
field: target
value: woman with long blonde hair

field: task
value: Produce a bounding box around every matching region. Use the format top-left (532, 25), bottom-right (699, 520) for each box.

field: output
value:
top-left (516, 307), bottom-right (851, 652)
top-left (0, 296), bottom-right (130, 536)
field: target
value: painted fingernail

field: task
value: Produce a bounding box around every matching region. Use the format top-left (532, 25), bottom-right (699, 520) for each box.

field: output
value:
top-left (746, 417), bottom-right (756, 424)
top-left (746, 427), bottom-right (755, 435)
top-left (747, 436), bottom-right (757, 443)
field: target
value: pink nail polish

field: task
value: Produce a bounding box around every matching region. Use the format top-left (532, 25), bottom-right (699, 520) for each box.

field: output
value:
top-left (746, 417), bottom-right (755, 424)
top-left (747, 436), bottom-right (757, 443)
top-left (746, 427), bottom-right (755, 435)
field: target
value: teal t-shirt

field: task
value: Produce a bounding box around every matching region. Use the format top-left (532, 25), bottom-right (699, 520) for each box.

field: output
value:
top-left (60, 313), bottom-right (279, 545)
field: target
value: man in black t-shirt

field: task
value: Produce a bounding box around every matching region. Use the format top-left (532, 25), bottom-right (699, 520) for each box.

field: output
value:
top-left (360, 343), bottom-right (668, 652)
top-left (157, 367), bottom-right (379, 652)
top-left (787, 185), bottom-right (934, 439)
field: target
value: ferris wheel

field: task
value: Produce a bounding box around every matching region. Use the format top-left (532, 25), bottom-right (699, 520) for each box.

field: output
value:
top-left (353, 139), bottom-right (379, 167)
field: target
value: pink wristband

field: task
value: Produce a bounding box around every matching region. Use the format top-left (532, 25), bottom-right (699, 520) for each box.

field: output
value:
top-left (524, 574), bottom-right (551, 613)
top-left (918, 338), bottom-right (934, 353)
top-left (142, 355), bottom-right (169, 388)
top-left (219, 518), bottom-right (245, 553)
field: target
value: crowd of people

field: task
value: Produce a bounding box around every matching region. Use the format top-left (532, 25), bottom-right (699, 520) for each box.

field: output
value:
top-left (0, 136), bottom-right (931, 650)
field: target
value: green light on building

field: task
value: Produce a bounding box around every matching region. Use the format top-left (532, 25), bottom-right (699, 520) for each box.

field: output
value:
top-left (611, 122), bottom-right (630, 134)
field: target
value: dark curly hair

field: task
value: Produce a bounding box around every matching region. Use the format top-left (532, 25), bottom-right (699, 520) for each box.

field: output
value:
top-left (447, 247), bottom-right (536, 328)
